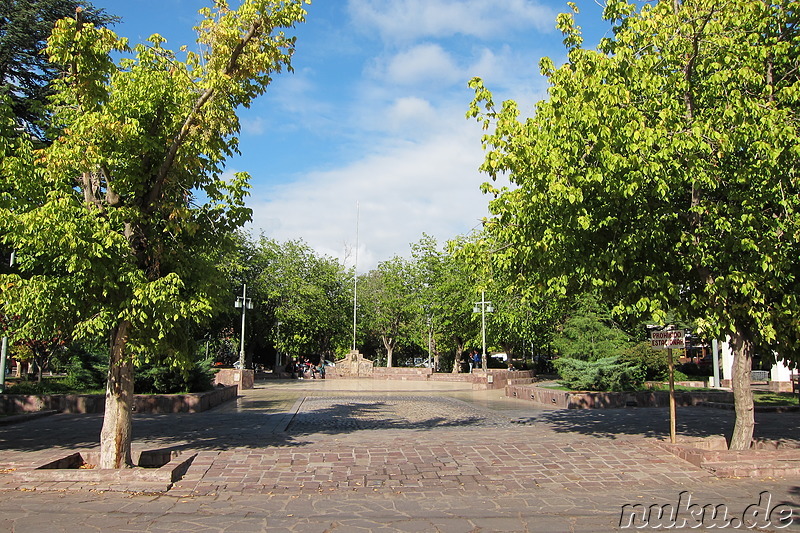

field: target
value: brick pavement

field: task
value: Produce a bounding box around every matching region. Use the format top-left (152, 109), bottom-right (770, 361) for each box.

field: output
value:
top-left (0, 379), bottom-right (797, 532)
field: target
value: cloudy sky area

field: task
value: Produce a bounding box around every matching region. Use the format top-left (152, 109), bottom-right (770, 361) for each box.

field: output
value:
top-left (101, 0), bottom-right (611, 270)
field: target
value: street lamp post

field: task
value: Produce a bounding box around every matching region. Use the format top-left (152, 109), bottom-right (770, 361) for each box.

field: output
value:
top-left (274, 321), bottom-right (282, 373)
top-left (473, 290), bottom-right (493, 371)
top-left (234, 284), bottom-right (253, 370)
top-left (0, 250), bottom-right (16, 392)
top-left (427, 314), bottom-right (432, 370)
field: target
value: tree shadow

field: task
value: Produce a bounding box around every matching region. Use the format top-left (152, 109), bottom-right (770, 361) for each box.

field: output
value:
top-left (527, 406), bottom-right (800, 443)
top-left (776, 485), bottom-right (800, 527)
top-left (0, 394), bottom-right (505, 458)
top-left (283, 398), bottom-right (496, 435)
top-left (1, 397), bottom-right (796, 460)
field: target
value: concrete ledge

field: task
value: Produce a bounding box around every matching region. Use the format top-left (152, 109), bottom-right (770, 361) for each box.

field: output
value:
top-left (505, 383), bottom-right (735, 409)
top-left (327, 368), bottom-right (535, 390)
top-left (12, 448), bottom-right (197, 492)
top-left (0, 385), bottom-right (238, 415)
top-left (0, 410), bottom-right (59, 425)
top-left (657, 437), bottom-right (800, 479)
top-left (214, 369), bottom-right (254, 389)
top-left (372, 367), bottom-right (432, 379)
top-left (701, 401), bottom-right (799, 413)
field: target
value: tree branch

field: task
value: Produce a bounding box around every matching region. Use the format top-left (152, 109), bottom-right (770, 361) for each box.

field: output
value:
top-left (145, 19), bottom-right (264, 212)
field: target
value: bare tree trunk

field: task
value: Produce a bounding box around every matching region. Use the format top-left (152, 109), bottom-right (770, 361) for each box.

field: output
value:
top-left (99, 320), bottom-right (134, 469)
top-left (728, 331), bottom-right (755, 451)
top-left (382, 336), bottom-right (394, 368)
top-left (452, 338), bottom-right (465, 374)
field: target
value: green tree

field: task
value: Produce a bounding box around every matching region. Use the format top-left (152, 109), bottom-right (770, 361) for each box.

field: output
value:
top-left (0, 0), bottom-right (309, 467)
top-left (411, 235), bottom-right (478, 372)
top-left (486, 285), bottom-right (564, 367)
top-left (0, 0), bottom-right (116, 142)
top-left (14, 335), bottom-right (67, 384)
top-left (467, 0), bottom-right (800, 449)
top-left (253, 237), bottom-right (351, 360)
top-left (358, 256), bottom-right (417, 367)
top-left (552, 293), bottom-right (631, 361)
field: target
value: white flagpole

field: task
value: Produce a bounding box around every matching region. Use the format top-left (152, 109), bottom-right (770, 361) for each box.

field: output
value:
top-left (352, 201), bottom-right (359, 351)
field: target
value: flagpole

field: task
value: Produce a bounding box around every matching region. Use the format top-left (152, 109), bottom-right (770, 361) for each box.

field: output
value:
top-left (352, 201), bottom-right (359, 351)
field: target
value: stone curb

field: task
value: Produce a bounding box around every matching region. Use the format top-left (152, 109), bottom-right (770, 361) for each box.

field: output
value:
top-left (701, 401), bottom-right (799, 413)
top-left (0, 410), bottom-right (58, 426)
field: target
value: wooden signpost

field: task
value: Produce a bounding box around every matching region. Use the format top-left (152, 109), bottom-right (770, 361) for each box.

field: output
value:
top-left (650, 329), bottom-right (685, 443)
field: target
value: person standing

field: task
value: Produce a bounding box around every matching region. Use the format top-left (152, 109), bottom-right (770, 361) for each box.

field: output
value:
top-left (472, 350), bottom-right (481, 372)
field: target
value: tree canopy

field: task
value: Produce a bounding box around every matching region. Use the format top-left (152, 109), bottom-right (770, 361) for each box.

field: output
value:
top-left (0, 0), bottom-right (116, 141)
top-left (0, 0), bottom-right (310, 467)
top-left (467, 0), bottom-right (800, 449)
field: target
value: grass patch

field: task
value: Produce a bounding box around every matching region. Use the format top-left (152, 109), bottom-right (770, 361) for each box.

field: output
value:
top-left (752, 391), bottom-right (799, 407)
top-left (647, 384), bottom-right (717, 392)
top-left (539, 383), bottom-right (572, 391)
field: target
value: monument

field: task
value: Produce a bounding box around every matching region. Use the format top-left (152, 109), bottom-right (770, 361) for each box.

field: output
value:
top-left (335, 350), bottom-right (374, 377)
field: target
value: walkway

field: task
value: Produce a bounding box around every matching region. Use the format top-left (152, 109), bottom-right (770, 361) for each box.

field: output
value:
top-left (0, 379), bottom-right (797, 532)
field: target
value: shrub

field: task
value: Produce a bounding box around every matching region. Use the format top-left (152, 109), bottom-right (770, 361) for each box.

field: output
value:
top-left (620, 342), bottom-right (670, 381)
top-left (6, 378), bottom-right (73, 395)
top-left (63, 341), bottom-right (107, 392)
top-left (553, 356), bottom-right (646, 392)
top-left (552, 293), bottom-right (632, 361)
top-left (134, 360), bottom-right (215, 394)
top-left (678, 362), bottom-right (712, 377)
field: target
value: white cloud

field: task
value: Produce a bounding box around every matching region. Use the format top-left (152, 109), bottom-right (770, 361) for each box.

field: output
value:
top-left (381, 43), bottom-right (462, 87)
top-left (245, 112), bottom-right (490, 271)
top-left (348, 0), bottom-right (556, 43)
top-left (384, 96), bottom-right (437, 135)
top-left (241, 116), bottom-right (265, 135)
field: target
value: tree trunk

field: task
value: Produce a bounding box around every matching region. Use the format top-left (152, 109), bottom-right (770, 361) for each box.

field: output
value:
top-left (728, 331), bottom-right (755, 451)
top-left (99, 320), bottom-right (134, 469)
top-left (453, 338), bottom-right (465, 374)
top-left (382, 336), bottom-right (394, 368)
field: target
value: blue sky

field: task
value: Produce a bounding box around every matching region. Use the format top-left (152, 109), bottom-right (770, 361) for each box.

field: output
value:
top-left (98, 0), bottom-right (612, 271)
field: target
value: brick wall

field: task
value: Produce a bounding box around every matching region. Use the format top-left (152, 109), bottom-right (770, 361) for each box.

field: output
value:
top-left (0, 385), bottom-right (238, 415)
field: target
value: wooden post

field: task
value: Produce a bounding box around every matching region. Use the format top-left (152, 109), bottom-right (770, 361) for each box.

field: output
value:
top-left (668, 347), bottom-right (676, 444)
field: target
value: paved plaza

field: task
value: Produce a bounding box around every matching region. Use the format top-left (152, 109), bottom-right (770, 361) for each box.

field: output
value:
top-left (0, 379), bottom-right (797, 532)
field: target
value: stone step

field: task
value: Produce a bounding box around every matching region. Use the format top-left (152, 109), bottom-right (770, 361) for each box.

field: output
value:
top-left (703, 460), bottom-right (800, 479)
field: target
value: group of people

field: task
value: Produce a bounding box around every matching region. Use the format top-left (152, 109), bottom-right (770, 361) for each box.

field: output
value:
top-left (462, 350), bottom-right (516, 372)
top-left (458, 349), bottom-right (483, 372)
top-left (285, 356), bottom-right (325, 379)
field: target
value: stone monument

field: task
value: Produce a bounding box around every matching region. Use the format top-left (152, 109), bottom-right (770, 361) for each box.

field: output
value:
top-left (336, 350), bottom-right (374, 377)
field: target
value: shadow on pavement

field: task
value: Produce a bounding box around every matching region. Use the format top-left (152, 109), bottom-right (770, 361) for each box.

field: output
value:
top-left (283, 399), bottom-right (496, 435)
top-left (1, 393), bottom-right (797, 459)
top-left (531, 406), bottom-right (800, 443)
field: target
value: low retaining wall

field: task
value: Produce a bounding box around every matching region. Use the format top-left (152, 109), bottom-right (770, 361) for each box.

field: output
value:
top-left (769, 380), bottom-right (795, 393)
top-left (506, 383), bottom-right (734, 409)
top-left (371, 367), bottom-right (432, 380)
top-left (657, 436), bottom-right (800, 478)
top-left (214, 369), bottom-right (254, 390)
top-left (326, 367), bottom-right (534, 390)
top-left (0, 385), bottom-right (238, 415)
